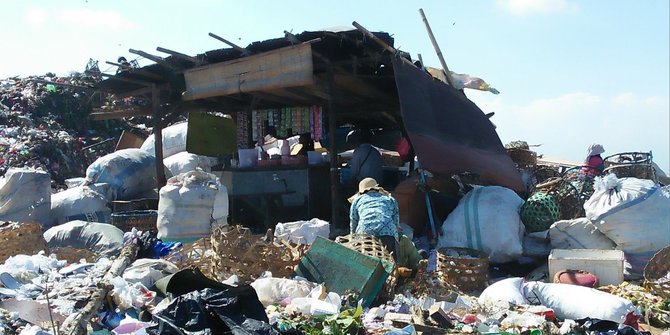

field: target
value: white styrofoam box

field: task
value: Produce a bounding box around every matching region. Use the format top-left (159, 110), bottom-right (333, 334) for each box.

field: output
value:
top-left (548, 249), bottom-right (624, 286)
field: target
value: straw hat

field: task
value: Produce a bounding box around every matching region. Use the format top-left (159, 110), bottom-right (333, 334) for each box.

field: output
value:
top-left (348, 177), bottom-right (388, 203)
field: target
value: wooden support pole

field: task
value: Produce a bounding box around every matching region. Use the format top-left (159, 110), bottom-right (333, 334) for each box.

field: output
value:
top-left (208, 32), bottom-right (248, 54)
top-left (419, 8), bottom-right (456, 87)
top-left (352, 21), bottom-right (415, 67)
top-left (29, 79), bottom-right (94, 91)
top-left (104, 61), bottom-right (166, 81)
top-left (59, 242), bottom-right (139, 335)
top-left (90, 71), bottom-right (152, 87)
top-left (105, 60), bottom-right (132, 70)
top-left (152, 84), bottom-right (167, 188)
top-left (352, 21), bottom-right (397, 54)
top-left (156, 46), bottom-right (199, 63)
top-left (129, 49), bottom-right (179, 70)
top-left (326, 65), bottom-right (341, 228)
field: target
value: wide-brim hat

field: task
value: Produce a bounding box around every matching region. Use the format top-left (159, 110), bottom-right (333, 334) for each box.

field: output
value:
top-left (348, 177), bottom-right (388, 203)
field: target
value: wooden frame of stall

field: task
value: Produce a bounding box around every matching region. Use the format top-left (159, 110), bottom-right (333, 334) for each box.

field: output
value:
top-left (92, 26), bottom-right (406, 228)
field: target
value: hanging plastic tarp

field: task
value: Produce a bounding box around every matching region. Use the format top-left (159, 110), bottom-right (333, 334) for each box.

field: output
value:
top-left (392, 57), bottom-right (524, 192)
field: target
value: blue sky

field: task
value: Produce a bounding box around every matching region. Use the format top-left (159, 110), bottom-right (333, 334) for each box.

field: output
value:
top-left (2, 0), bottom-right (669, 172)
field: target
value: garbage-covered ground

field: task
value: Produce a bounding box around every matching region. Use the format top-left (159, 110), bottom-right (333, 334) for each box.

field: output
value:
top-left (0, 74), bottom-right (669, 335)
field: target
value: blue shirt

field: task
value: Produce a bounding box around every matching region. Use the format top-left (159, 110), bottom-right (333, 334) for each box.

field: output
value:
top-left (350, 191), bottom-right (399, 240)
top-left (349, 144), bottom-right (384, 185)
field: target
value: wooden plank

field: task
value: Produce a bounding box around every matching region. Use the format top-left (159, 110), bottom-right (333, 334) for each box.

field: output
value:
top-left (183, 43), bottom-right (314, 100)
top-left (90, 108), bottom-right (152, 120)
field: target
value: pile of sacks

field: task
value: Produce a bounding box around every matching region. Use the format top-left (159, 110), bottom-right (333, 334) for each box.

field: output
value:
top-left (437, 174), bottom-right (670, 278)
top-left (0, 120), bottom-right (231, 242)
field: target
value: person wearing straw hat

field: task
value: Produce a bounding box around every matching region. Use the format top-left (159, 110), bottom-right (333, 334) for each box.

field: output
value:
top-left (349, 177), bottom-right (400, 261)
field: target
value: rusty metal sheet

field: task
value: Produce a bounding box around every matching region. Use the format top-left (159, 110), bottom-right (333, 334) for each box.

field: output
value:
top-left (392, 57), bottom-right (524, 193)
top-left (183, 43), bottom-right (314, 100)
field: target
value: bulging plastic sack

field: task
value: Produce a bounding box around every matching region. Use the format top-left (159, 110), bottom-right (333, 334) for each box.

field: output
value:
top-left (164, 151), bottom-right (216, 176)
top-left (141, 122), bottom-right (188, 158)
top-left (85, 148), bottom-right (164, 201)
top-left (549, 218), bottom-right (616, 250)
top-left (43, 220), bottom-right (124, 256)
top-left (50, 185), bottom-right (111, 227)
top-left (274, 218), bottom-right (330, 245)
top-left (157, 169), bottom-right (228, 242)
top-left (438, 186), bottom-right (525, 263)
top-left (478, 277), bottom-right (527, 306)
top-left (524, 281), bottom-right (638, 323)
top-left (0, 168), bottom-right (51, 226)
top-left (584, 175), bottom-right (670, 274)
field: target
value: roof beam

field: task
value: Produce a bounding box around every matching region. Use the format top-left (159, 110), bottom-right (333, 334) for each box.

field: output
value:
top-left (208, 32), bottom-right (249, 54)
top-left (129, 49), bottom-right (180, 70)
top-left (156, 46), bottom-right (200, 64)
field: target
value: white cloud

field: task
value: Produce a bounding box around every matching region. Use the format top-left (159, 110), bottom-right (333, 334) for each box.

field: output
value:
top-left (58, 9), bottom-right (137, 30)
top-left (25, 7), bottom-right (48, 25)
top-left (498, 0), bottom-right (579, 15)
top-left (469, 91), bottom-right (670, 172)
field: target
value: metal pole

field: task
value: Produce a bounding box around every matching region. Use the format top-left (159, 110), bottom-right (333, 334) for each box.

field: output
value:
top-left (419, 8), bottom-right (456, 87)
top-left (152, 84), bottom-right (167, 188)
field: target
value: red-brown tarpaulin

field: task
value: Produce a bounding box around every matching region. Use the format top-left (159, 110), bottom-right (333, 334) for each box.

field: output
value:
top-left (392, 57), bottom-right (524, 193)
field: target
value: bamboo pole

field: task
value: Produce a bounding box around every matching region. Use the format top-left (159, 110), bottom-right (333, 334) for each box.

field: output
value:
top-left (152, 84), bottom-right (167, 188)
top-left (419, 8), bottom-right (456, 87)
top-left (208, 32), bottom-right (248, 54)
top-left (326, 65), bottom-right (341, 228)
top-left (156, 46), bottom-right (199, 63)
top-left (351, 21), bottom-right (416, 68)
top-left (129, 49), bottom-right (179, 70)
top-left (59, 242), bottom-right (139, 335)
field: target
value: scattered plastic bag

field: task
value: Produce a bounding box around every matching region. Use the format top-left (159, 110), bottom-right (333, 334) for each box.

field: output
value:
top-left (122, 259), bottom-right (179, 288)
top-left (250, 277), bottom-right (316, 307)
top-left (109, 276), bottom-right (155, 311)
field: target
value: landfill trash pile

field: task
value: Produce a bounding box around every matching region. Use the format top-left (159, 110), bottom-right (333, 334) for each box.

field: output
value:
top-left (0, 74), bottom-right (135, 185)
top-left (0, 63), bottom-right (669, 334)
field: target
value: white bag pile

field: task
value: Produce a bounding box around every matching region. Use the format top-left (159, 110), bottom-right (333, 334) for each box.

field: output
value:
top-left (584, 175), bottom-right (670, 274)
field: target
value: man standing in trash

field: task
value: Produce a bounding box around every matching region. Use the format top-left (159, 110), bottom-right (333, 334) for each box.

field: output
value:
top-left (349, 177), bottom-right (400, 262)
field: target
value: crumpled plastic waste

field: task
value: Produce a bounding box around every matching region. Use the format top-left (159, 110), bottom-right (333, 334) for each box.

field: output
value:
top-left (0, 74), bottom-right (147, 186)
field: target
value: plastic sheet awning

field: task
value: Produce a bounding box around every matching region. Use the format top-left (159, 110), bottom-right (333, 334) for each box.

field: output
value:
top-left (392, 57), bottom-right (524, 193)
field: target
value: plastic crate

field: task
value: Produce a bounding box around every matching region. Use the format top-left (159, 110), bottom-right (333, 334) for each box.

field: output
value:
top-left (548, 249), bottom-right (624, 286)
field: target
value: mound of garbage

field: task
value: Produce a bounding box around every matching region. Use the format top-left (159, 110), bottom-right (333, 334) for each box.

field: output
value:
top-left (0, 73), bottom-right (134, 185)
